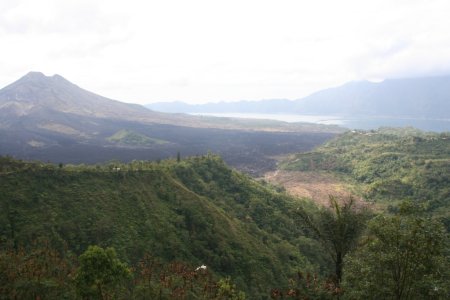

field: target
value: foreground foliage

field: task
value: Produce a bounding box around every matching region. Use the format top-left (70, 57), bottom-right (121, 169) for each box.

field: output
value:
top-left (0, 244), bottom-right (246, 299)
top-left (344, 203), bottom-right (450, 299)
top-left (0, 241), bottom-right (76, 299)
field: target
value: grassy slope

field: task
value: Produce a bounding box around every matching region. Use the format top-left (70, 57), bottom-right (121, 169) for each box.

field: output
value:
top-left (0, 155), bottom-right (327, 297)
top-left (281, 128), bottom-right (450, 227)
top-left (107, 129), bottom-right (168, 146)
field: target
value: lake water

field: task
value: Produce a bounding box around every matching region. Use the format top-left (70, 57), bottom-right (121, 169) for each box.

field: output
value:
top-left (192, 113), bottom-right (346, 124)
top-left (190, 113), bottom-right (450, 132)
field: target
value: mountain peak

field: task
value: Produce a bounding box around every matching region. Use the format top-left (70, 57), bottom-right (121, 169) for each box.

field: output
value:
top-left (19, 71), bottom-right (54, 85)
top-left (0, 71), bottom-right (154, 120)
top-left (51, 74), bottom-right (66, 80)
top-left (23, 71), bottom-right (47, 79)
top-left (20, 71), bottom-right (68, 83)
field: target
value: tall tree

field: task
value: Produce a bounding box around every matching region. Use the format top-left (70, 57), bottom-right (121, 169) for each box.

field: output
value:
top-left (296, 196), bottom-right (370, 288)
top-left (75, 245), bottom-right (131, 300)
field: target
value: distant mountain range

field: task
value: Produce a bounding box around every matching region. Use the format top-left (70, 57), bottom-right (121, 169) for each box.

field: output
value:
top-left (0, 72), bottom-right (336, 173)
top-left (147, 75), bottom-right (450, 119)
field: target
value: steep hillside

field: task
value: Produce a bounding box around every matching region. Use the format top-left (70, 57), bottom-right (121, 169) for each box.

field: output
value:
top-left (0, 155), bottom-right (329, 297)
top-left (281, 128), bottom-right (450, 228)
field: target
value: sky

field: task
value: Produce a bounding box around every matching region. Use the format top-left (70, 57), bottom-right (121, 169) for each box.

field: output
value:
top-left (1, 0), bottom-right (450, 105)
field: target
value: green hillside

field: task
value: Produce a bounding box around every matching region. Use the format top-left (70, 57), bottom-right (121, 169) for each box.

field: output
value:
top-left (281, 128), bottom-right (450, 228)
top-left (0, 155), bottom-right (327, 298)
top-left (107, 129), bottom-right (168, 146)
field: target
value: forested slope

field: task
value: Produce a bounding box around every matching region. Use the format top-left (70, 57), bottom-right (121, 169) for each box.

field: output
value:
top-left (282, 128), bottom-right (450, 228)
top-left (0, 155), bottom-right (327, 297)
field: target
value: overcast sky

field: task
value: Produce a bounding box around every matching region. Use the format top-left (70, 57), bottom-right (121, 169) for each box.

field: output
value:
top-left (1, 0), bottom-right (450, 104)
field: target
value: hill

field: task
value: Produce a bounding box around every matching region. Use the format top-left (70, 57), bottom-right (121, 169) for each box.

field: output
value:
top-left (0, 155), bottom-right (330, 297)
top-left (280, 128), bottom-right (450, 229)
top-left (0, 72), bottom-right (340, 174)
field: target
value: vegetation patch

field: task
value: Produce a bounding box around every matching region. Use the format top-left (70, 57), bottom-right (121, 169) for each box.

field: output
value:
top-left (107, 129), bottom-right (168, 146)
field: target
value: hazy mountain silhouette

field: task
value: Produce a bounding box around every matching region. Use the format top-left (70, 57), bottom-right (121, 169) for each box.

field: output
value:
top-left (147, 75), bottom-right (450, 119)
top-left (293, 75), bottom-right (450, 118)
top-left (0, 72), bottom-right (149, 118)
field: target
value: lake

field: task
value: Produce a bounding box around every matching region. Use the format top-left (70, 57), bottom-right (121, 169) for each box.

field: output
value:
top-left (190, 113), bottom-right (450, 132)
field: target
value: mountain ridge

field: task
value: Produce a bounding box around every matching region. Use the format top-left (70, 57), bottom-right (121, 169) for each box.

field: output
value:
top-left (293, 75), bottom-right (450, 117)
top-left (146, 74), bottom-right (450, 119)
top-left (0, 71), bottom-right (161, 122)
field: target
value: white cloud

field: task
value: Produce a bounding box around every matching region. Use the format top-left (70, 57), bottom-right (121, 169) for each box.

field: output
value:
top-left (1, 0), bottom-right (450, 104)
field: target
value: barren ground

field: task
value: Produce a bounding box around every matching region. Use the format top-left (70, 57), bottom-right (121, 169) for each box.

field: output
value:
top-left (264, 170), bottom-right (367, 207)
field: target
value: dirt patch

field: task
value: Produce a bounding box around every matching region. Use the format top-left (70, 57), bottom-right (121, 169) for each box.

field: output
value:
top-left (264, 170), bottom-right (365, 207)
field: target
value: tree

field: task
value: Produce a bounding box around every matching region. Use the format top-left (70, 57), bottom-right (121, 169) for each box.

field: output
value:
top-left (296, 196), bottom-right (370, 289)
top-left (343, 204), bottom-right (450, 299)
top-left (75, 245), bottom-right (131, 299)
